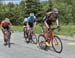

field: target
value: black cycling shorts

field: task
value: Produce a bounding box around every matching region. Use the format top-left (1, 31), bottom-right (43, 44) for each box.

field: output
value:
top-left (28, 22), bottom-right (33, 28)
top-left (2, 26), bottom-right (10, 30)
top-left (46, 20), bottom-right (53, 26)
top-left (2, 26), bottom-right (10, 34)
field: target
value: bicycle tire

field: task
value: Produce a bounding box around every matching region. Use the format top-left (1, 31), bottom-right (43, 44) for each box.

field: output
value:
top-left (38, 35), bottom-right (46, 48)
top-left (24, 28), bottom-right (28, 38)
top-left (52, 36), bottom-right (63, 53)
top-left (24, 28), bottom-right (30, 43)
top-left (8, 38), bottom-right (10, 48)
top-left (8, 32), bottom-right (11, 48)
top-left (31, 33), bottom-right (37, 44)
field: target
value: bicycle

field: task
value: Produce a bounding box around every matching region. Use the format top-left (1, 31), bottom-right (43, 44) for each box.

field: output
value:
top-left (37, 24), bottom-right (63, 53)
top-left (24, 26), bottom-right (37, 44)
top-left (3, 29), bottom-right (12, 48)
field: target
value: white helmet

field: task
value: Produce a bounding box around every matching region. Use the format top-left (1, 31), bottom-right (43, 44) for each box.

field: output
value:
top-left (4, 18), bottom-right (10, 22)
top-left (30, 13), bottom-right (34, 16)
top-left (53, 8), bottom-right (58, 13)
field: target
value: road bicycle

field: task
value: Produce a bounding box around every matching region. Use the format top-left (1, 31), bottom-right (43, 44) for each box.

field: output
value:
top-left (24, 26), bottom-right (37, 44)
top-left (37, 24), bottom-right (63, 53)
top-left (3, 29), bottom-right (12, 48)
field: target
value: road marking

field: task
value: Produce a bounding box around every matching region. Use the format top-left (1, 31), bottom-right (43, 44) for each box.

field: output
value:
top-left (67, 43), bottom-right (75, 45)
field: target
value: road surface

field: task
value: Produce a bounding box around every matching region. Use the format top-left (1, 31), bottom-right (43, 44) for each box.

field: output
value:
top-left (0, 31), bottom-right (75, 58)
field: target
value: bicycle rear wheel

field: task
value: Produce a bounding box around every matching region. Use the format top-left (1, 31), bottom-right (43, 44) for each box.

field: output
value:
top-left (52, 36), bottom-right (63, 53)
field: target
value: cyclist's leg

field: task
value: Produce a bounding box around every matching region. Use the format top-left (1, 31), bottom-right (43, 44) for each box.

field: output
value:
top-left (2, 29), bottom-right (6, 43)
top-left (44, 21), bottom-right (53, 46)
top-left (2, 29), bottom-right (8, 45)
top-left (44, 21), bottom-right (51, 39)
top-left (26, 22), bottom-right (32, 43)
top-left (29, 22), bottom-right (34, 36)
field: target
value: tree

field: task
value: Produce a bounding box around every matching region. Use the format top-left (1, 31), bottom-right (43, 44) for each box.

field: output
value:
top-left (48, 0), bottom-right (53, 9)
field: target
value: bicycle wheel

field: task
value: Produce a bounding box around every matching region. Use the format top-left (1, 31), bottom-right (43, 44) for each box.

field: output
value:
top-left (24, 28), bottom-right (28, 38)
top-left (52, 36), bottom-right (63, 53)
top-left (31, 33), bottom-right (37, 44)
top-left (8, 38), bottom-right (10, 48)
top-left (24, 28), bottom-right (30, 43)
top-left (7, 32), bottom-right (11, 48)
top-left (24, 32), bottom-right (30, 43)
top-left (38, 35), bottom-right (46, 49)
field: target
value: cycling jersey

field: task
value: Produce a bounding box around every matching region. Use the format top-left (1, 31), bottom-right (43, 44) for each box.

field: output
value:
top-left (27, 16), bottom-right (36, 23)
top-left (1, 21), bottom-right (10, 29)
top-left (27, 16), bottom-right (36, 28)
top-left (44, 12), bottom-right (59, 25)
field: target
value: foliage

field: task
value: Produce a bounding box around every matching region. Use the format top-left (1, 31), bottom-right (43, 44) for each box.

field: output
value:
top-left (0, 0), bottom-right (75, 25)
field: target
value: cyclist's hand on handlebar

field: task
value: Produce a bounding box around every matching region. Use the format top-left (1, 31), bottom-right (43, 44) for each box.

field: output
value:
top-left (48, 28), bottom-right (50, 31)
top-left (57, 26), bottom-right (61, 32)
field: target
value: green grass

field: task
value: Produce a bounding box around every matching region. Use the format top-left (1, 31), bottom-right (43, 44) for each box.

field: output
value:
top-left (13, 25), bottom-right (75, 36)
top-left (13, 26), bottom-right (23, 32)
top-left (54, 25), bottom-right (75, 36)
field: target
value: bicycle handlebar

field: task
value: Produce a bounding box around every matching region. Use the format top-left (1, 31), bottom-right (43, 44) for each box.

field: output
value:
top-left (39, 23), bottom-right (61, 32)
top-left (48, 26), bottom-right (61, 32)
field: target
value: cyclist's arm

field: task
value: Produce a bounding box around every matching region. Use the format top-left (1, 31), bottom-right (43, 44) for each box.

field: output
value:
top-left (44, 21), bottom-right (49, 29)
top-left (44, 16), bottom-right (49, 29)
top-left (33, 16), bottom-right (37, 28)
top-left (56, 18), bottom-right (59, 26)
top-left (9, 22), bottom-right (14, 32)
top-left (34, 21), bottom-right (36, 29)
top-left (0, 22), bottom-right (4, 30)
top-left (0, 24), bottom-right (4, 30)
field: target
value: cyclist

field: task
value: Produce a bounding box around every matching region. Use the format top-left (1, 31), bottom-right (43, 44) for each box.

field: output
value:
top-left (27, 13), bottom-right (36, 30)
top-left (26, 13), bottom-right (36, 43)
top-left (1, 18), bottom-right (13, 45)
top-left (44, 8), bottom-right (60, 47)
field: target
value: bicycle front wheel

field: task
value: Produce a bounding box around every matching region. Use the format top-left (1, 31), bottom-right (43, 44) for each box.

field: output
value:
top-left (38, 35), bottom-right (46, 48)
top-left (52, 36), bottom-right (63, 53)
top-left (31, 34), bottom-right (37, 44)
top-left (8, 32), bottom-right (11, 48)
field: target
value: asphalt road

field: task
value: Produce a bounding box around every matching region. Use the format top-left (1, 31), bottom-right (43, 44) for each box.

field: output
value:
top-left (0, 31), bottom-right (75, 58)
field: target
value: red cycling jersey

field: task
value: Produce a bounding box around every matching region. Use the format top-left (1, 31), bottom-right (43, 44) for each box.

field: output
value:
top-left (1, 21), bottom-right (10, 27)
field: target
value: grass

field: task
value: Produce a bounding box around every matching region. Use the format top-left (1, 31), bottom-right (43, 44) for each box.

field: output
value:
top-left (13, 24), bottom-right (75, 36)
top-left (13, 25), bottom-right (23, 32)
top-left (54, 25), bottom-right (75, 36)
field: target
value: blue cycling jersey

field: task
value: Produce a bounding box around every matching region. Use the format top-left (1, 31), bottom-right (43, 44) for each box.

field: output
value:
top-left (27, 16), bottom-right (36, 23)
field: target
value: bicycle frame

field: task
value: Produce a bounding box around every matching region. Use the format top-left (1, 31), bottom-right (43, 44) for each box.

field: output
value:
top-left (39, 24), bottom-right (63, 53)
top-left (41, 24), bottom-right (57, 45)
top-left (43, 29), bottom-right (54, 44)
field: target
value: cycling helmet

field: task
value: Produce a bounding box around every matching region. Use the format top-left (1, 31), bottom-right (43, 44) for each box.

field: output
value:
top-left (30, 13), bottom-right (34, 16)
top-left (52, 8), bottom-right (58, 13)
top-left (4, 18), bottom-right (10, 22)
